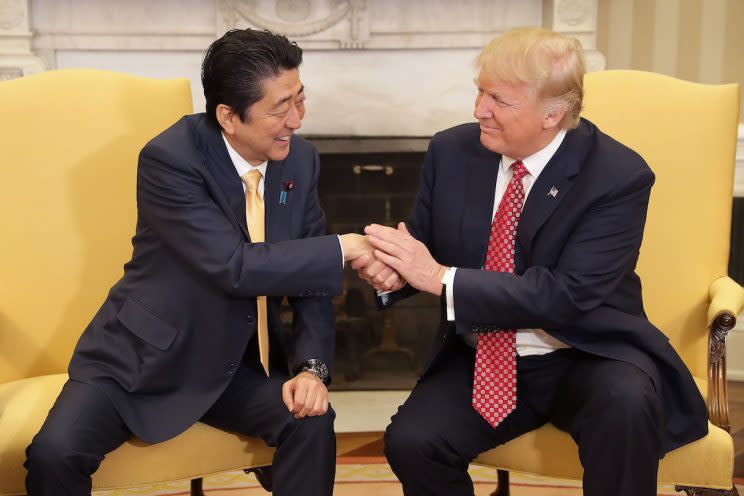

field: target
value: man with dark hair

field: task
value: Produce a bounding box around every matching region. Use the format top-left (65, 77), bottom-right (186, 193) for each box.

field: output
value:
top-left (24, 28), bottom-right (371, 496)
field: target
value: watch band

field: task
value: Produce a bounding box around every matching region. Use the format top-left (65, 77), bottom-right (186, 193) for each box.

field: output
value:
top-left (295, 358), bottom-right (330, 385)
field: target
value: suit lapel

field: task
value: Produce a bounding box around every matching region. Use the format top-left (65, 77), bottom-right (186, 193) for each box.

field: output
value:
top-left (516, 121), bottom-right (594, 259)
top-left (264, 160), bottom-right (291, 243)
top-left (461, 147), bottom-right (500, 268)
top-left (196, 118), bottom-right (250, 240)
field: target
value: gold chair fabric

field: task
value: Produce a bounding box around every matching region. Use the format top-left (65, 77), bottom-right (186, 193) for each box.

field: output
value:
top-left (0, 69), bottom-right (276, 495)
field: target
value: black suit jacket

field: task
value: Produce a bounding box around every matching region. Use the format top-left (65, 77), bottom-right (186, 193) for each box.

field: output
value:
top-left (68, 113), bottom-right (343, 443)
top-left (382, 119), bottom-right (708, 454)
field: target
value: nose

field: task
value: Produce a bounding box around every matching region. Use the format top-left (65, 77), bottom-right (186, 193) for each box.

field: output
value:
top-left (473, 96), bottom-right (492, 120)
top-left (285, 104), bottom-right (302, 130)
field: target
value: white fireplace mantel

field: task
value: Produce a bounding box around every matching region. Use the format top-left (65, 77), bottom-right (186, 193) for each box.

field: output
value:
top-left (9, 0), bottom-right (602, 136)
top-left (2, 0), bottom-right (742, 187)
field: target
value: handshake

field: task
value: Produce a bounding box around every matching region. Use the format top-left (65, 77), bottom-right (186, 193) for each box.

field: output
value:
top-left (339, 222), bottom-right (448, 297)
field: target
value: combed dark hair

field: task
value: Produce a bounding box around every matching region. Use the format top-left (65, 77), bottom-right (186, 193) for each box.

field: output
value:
top-left (201, 29), bottom-right (303, 129)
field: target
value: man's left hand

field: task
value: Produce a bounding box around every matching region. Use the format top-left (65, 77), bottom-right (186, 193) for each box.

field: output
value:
top-left (351, 254), bottom-right (406, 292)
top-left (282, 372), bottom-right (329, 419)
top-left (365, 222), bottom-right (446, 296)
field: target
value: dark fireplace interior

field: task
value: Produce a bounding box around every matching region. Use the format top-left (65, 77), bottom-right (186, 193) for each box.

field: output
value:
top-left (314, 137), bottom-right (442, 390)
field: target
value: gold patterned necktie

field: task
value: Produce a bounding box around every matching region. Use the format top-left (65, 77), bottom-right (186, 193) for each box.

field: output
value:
top-left (240, 169), bottom-right (270, 376)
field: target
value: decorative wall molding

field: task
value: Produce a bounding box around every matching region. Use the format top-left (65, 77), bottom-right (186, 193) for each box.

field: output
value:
top-left (0, 0), bottom-right (26, 31)
top-left (11, 0), bottom-right (607, 134)
top-left (547, 0), bottom-right (605, 72)
top-left (221, 0), bottom-right (360, 41)
top-left (556, 0), bottom-right (591, 28)
top-left (217, 0), bottom-right (551, 50)
top-left (0, 0), bottom-right (43, 79)
top-left (0, 66), bottom-right (21, 79)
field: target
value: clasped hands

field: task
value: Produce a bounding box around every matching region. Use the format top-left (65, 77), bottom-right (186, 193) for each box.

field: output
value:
top-left (340, 223), bottom-right (447, 297)
top-left (283, 223), bottom-right (445, 419)
top-left (280, 225), bottom-right (445, 418)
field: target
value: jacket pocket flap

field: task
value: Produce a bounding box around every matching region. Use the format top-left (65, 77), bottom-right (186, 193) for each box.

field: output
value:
top-left (117, 297), bottom-right (179, 351)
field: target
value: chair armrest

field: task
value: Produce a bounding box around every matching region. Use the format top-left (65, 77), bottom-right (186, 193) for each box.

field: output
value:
top-left (707, 276), bottom-right (744, 328)
top-left (705, 276), bottom-right (744, 431)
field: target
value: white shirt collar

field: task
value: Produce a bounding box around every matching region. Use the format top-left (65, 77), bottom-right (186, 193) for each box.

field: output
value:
top-left (221, 133), bottom-right (268, 178)
top-left (500, 128), bottom-right (567, 179)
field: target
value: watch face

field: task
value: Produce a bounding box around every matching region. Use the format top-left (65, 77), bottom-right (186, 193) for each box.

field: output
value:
top-left (302, 359), bottom-right (329, 383)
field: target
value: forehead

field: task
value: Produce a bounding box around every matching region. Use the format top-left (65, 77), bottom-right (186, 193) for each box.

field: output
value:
top-left (476, 72), bottom-right (534, 100)
top-left (258, 68), bottom-right (303, 101)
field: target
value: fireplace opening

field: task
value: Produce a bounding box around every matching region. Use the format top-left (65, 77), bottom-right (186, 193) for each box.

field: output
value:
top-left (309, 136), bottom-right (442, 390)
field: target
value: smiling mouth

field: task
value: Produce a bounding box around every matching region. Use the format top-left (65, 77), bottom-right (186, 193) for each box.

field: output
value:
top-left (275, 135), bottom-right (291, 142)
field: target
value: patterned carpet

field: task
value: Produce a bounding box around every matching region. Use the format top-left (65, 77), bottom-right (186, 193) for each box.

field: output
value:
top-left (93, 463), bottom-right (737, 495)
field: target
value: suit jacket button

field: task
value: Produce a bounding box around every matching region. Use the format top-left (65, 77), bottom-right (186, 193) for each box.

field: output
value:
top-left (226, 362), bottom-right (239, 375)
top-left (246, 314), bottom-right (256, 324)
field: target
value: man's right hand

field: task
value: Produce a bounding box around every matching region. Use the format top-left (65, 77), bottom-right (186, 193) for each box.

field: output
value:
top-left (339, 233), bottom-right (375, 262)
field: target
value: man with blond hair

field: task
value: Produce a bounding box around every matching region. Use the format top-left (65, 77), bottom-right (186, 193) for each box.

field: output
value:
top-left (354, 27), bottom-right (707, 495)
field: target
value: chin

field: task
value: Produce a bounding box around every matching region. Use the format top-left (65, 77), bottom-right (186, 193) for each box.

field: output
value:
top-left (269, 147), bottom-right (291, 162)
top-left (479, 133), bottom-right (503, 155)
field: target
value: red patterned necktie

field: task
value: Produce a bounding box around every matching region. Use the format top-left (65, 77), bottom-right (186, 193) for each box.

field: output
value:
top-left (472, 160), bottom-right (528, 427)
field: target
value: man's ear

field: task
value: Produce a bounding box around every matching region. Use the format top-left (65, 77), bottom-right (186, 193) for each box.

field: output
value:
top-left (216, 104), bottom-right (236, 135)
top-left (542, 101), bottom-right (567, 130)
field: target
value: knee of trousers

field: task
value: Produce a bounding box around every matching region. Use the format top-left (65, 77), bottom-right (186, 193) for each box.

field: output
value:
top-left (273, 406), bottom-right (336, 447)
top-left (25, 429), bottom-right (98, 476)
top-left (384, 415), bottom-right (449, 473)
top-left (587, 379), bottom-right (662, 434)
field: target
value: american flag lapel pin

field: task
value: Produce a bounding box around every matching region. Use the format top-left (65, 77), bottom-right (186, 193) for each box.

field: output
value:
top-left (548, 186), bottom-right (559, 198)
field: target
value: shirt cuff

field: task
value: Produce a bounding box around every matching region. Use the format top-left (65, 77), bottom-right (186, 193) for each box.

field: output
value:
top-left (377, 291), bottom-right (391, 307)
top-left (336, 235), bottom-right (345, 269)
top-left (442, 267), bottom-right (457, 321)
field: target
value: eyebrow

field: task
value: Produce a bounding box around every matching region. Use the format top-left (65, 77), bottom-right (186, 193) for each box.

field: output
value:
top-left (473, 79), bottom-right (495, 95)
top-left (273, 85), bottom-right (305, 108)
top-left (474, 80), bottom-right (509, 101)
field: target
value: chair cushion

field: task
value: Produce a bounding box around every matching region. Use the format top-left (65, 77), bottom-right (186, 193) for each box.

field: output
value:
top-left (474, 373), bottom-right (733, 489)
top-left (474, 421), bottom-right (733, 490)
top-left (0, 374), bottom-right (275, 495)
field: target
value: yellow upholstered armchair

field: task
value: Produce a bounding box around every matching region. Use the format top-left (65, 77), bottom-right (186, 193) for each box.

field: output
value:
top-left (473, 70), bottom-right (744, 495)
top-left (0, 70), bottom-right (276, 495)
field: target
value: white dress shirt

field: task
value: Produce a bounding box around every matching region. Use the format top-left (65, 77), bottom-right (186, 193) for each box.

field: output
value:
top-left (223, 133), bottom-right (269, 195)
top-left (444, 129), bottom-right (570, 356)
top-left (222, 134), bottom-right (345, 265)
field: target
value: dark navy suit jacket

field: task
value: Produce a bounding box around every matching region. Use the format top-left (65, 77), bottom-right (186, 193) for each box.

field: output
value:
top-left (383, 119), bottom-right (708, 454)
top-left (69, 113), bottom-right (343, 443)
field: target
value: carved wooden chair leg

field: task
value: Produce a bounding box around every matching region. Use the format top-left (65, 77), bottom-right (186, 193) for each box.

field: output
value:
top-left (244, 465), bottom-right (273, 492)
top-left (489, 469), bottom-right (510, 496)
top-left (675, 484), bottom-right (740, 496)
top-left (190, 478), bottom-right (205, 496)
